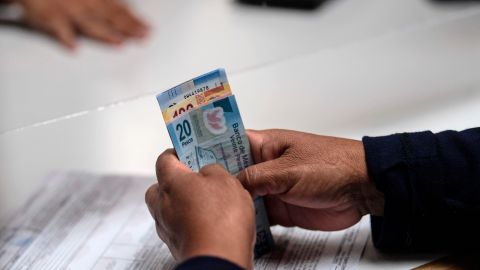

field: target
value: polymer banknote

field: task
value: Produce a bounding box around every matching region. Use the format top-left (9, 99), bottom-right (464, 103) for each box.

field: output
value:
top-left (157, 69), bottom-right (232, 123)
top-left (166, 95), bottom-right (252, 175)
top-left (157, 71), bottom-right (274, 257)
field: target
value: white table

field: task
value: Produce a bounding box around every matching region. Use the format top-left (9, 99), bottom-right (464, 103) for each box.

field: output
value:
top-left (2, 0), bottom-right (480, 268)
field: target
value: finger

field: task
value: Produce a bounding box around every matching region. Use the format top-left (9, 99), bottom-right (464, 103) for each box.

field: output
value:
top-left (145, 183), bottom-right (171, 230)
top-left (51, 20), bottom-right (76, 49)
top-left (155, 149), bottom-right (191, 185)
top-left (246, 130), bottom-right (265, 164)
top-left (145, 184), bottom-right (172, 246)
top-left (36, 14), bottom-right (77, 49)
top-left (154, 223), bottom-right (175, 257)
top-left (264, 196), bottom-right (294, 227)
top-left (74, 13), bottom-right (124, 44)
top-left (246, 129), bottom-right (290, 163)
top-left (237, 157), bottom-right (295, 197)
top-left (199, 164), bottom-right (230, 178)
top-left (145, 183), bottom-right (160, 218)
top-left (105, 1), bottom-right (149, 38)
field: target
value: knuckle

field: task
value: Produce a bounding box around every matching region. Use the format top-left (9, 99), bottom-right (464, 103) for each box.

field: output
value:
top-left (155, 155), bottom-right (164, 173)
top-left (240, 186), bottom-right (254, 202)
top-left (199, 163), bottom-right (225, 175)
top-left (155, 150), bottom-right (173, 173)
top-left (241, 166), bottom-right (257, 189)
top-left (207, 163), bottom-right (224, 170)
top-left (145, 184), bottom-right (158, 206)
top-left (263, 173), bottom-right (282, 195)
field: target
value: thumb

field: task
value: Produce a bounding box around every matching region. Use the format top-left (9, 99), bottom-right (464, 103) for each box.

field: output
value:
top-left (156, 149), bottom-right (191, 185)
top-left (246, 129), bottom-right (290, 163)
top-left (237, 157), bottom-right (294, 197)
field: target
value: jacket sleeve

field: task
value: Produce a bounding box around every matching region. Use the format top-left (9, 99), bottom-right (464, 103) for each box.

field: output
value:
top-left (363, 128), bottom-right (480, 251)
top-left (174, 256), bottom-right (244, 270)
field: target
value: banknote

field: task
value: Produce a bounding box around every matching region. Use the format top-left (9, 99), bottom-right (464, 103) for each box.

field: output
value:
top-left (157, 69), bottom-right (232, 123)
top-left (158, 87), bottom-right (274, 257)
top-left (167, 95), bottom-right (252, 175)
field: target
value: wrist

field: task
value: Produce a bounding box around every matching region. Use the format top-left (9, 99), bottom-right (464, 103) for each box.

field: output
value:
top-left (360, 178), bottom-right (385, 216)
top-left (351, 140), bottom-right (385, 216)
top-left (180, 230), bottom-right (254, 270)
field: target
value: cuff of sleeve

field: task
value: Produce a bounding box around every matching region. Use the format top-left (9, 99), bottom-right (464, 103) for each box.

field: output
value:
top-left (363, 131), bottom-right (442, 251)
top-left (175, 256), bottom-right (244, 270)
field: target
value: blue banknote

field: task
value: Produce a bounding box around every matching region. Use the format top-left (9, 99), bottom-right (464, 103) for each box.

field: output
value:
top-left (167, 95), bottom-right (251, 175)
top-left (157, 72), bottom-right (274, 257)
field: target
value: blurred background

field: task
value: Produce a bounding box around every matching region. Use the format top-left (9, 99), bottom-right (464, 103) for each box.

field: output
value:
top-left (1, 0), bottom-right (480, 267)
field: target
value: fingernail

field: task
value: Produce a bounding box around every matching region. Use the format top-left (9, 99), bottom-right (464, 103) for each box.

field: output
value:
top-left (64, 43), bottom-right (77, 52)
top-left (113, 41), bottom-right (124, 48)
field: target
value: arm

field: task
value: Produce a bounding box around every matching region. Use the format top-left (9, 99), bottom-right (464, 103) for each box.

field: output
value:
top-left (238, 128), bottom-right (480, 252)
top-left (363, 127), bottom-right (480, 251)
top-left (175, 256), bottom-right (244, 270)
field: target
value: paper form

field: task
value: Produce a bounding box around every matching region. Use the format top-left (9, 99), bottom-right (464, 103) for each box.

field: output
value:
top-left (0, 172), bottom-right (370, 270)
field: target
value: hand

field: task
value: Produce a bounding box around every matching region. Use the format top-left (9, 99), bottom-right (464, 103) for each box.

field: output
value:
top-left (17, 0), bottom-right (149, 49)
top-left (146, 149), bottom-right (255, 269)
top-left (238, 129), bottom-right (384, 231)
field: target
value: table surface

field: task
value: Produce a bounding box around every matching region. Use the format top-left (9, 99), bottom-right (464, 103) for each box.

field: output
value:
top-left (2, 0), bottom-right (480, 269)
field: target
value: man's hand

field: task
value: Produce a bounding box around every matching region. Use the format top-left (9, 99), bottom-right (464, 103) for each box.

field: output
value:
top-left (145, 149), bottom-right (255, 269)
top-left (17, 0), bottom-right (149, 49)
top-left (238, 129), bottom-right (384, 231)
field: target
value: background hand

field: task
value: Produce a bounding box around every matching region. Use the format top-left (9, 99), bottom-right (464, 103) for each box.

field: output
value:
top-left (17, 0), bottom-right (149, 48)
top-left (238, 129), bottom-right (384, 231)
top-left (146, 149), bottom-right (255, 269)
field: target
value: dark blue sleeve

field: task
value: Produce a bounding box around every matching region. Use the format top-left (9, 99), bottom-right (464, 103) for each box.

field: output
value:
top-left (174, 256), bottom-right (244, 270)
top-left (363, 127), bottom-right (480, 251)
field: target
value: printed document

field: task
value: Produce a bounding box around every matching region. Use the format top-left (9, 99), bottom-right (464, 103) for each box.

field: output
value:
top-left (0, 172), bottom-right (370, 270)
